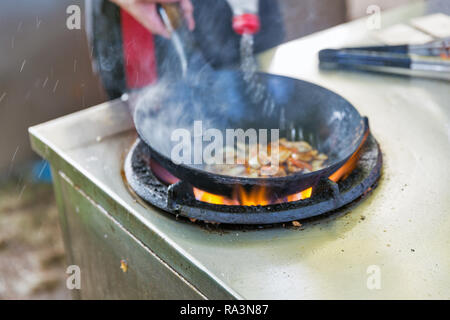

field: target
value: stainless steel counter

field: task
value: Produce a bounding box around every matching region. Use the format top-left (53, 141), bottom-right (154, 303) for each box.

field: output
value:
top-left (30, 2), bottom-right (449, 299)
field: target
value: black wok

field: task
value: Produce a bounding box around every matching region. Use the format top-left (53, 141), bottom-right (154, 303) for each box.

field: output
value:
top-left (133, 70), bottom-right (366, 198)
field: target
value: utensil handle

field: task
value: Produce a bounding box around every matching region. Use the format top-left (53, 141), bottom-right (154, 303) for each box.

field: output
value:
top-left (159, 3), bottom-right (183, 31)
top-left (342, 45), bottom-right (408, 54)
top-left (319, 49), bottom-right (412, 69)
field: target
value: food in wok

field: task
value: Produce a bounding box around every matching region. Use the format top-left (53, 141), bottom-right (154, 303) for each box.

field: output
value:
top-left (206, 138), bottom-right (328, 178)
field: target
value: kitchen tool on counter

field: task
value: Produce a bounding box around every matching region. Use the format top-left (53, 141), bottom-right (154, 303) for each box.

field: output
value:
top-left (339, 37), bottom-right (450, 57)
top-left (319, 38), bottom-right (450, 80)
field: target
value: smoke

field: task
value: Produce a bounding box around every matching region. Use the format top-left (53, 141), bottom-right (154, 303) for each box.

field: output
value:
top-left (133, 71), bottom-right (234, 166)
top-left (130, 0), bottom-right (287, 172)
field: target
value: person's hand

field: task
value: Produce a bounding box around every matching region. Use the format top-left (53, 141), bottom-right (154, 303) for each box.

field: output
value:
top-left (110, 0), bottom-right (195, 38)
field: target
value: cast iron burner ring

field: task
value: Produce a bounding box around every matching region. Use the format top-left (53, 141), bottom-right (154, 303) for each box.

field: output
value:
top-left (124, 135), bottom-right (382, 225)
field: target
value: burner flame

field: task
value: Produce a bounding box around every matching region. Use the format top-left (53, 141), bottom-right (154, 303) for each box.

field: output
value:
top-left (193, 186), bottom-right (313, 206)
top-left (329, 129), bottom-right (369, 183)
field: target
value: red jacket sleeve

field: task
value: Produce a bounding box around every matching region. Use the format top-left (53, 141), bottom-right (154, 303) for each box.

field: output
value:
top-left (120, 9), bottom-right (158, 89)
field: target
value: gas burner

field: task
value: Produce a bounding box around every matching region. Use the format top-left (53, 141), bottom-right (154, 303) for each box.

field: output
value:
top-left (124, 133), bottom-right (382, 225)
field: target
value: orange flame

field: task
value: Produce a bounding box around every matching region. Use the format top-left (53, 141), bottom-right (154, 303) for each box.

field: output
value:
top-left (193, 186), bottom-right (313, 206)
top-left (329, 129), bottom-right (368, 183)
top-left (235, 186), bottom-right (270, 206)
top-left (192, 188), bottom-right (239, 206)
top-left (286, 187), bottom-right (312, 202)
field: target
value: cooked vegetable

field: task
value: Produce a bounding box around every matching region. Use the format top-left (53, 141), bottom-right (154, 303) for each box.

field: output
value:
top-left (206, 138), bottom-right (328, 178)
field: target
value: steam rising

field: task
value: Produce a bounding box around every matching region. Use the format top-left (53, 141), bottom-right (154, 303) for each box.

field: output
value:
top-left (133, 69), bottom-right (239, 168)
top-left (131, 0), bottom-right (298, 174)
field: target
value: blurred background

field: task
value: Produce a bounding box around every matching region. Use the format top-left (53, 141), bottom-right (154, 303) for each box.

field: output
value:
top-left (0, 0), bottom-right (443, 299)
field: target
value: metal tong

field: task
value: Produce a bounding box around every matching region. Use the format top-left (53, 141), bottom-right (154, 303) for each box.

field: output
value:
top-left (319, 37), bottom-right (450, 80)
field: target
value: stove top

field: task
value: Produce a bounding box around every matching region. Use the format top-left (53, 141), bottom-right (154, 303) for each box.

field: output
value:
top-left (29, 3), bottom-right (450, 299)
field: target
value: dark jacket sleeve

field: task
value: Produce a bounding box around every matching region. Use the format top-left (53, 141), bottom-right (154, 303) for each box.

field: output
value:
top-left (85, 0), bottom-right (126, 99)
